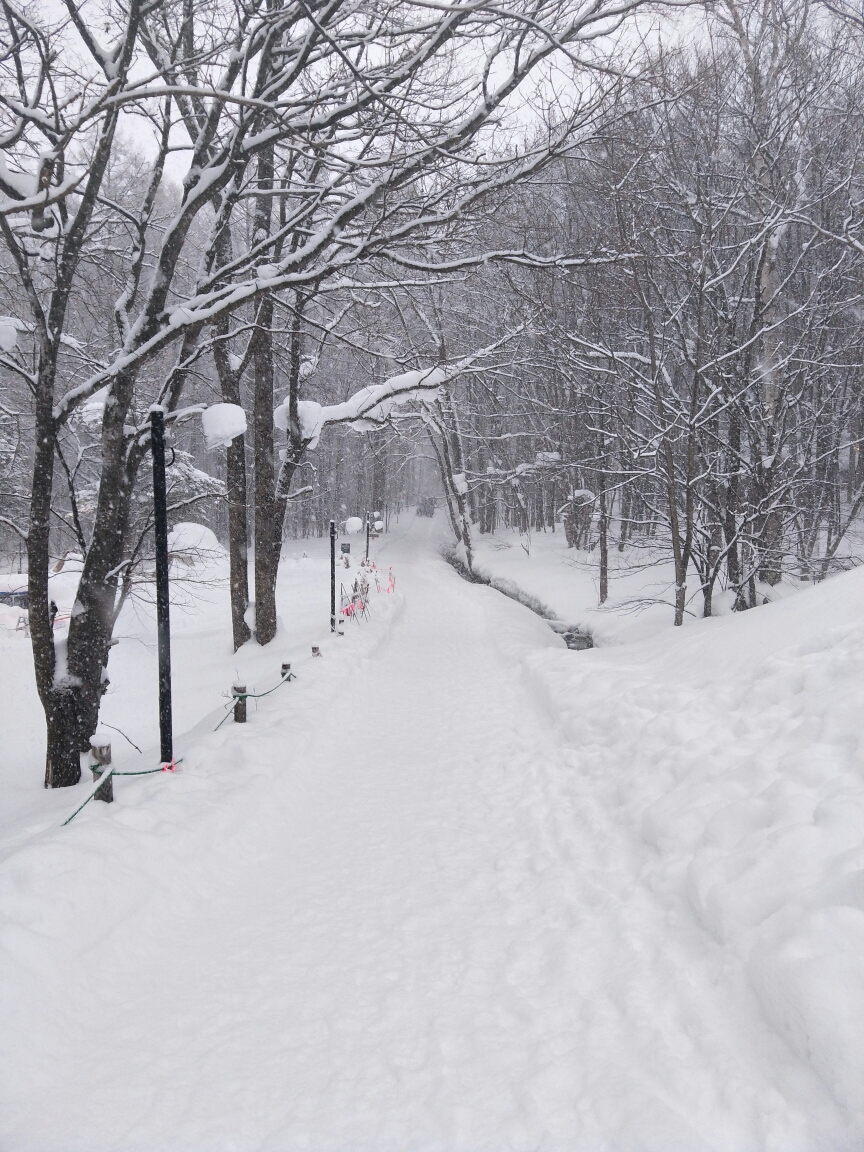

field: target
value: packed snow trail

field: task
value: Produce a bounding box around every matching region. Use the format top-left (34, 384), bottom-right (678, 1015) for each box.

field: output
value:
top-left (0, 546), bottom-right (858, 1149)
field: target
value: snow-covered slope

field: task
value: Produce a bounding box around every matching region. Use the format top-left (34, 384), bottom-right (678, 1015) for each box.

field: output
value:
top-left (1, 535), bottom-right (862, 1149)
top-left (524, 566), bottom-right (864, 1129)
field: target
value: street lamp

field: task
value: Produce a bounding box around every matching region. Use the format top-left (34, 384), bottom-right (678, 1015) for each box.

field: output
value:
top-left (149, 402), bottom-right (246, 767)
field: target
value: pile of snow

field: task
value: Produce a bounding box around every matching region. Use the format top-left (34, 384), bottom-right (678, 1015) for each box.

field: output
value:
top-left (524, 565), bottom-right (864, 1118)
top-left (472, 529), bottom-right (678, 644)
top-left (344, 516), bottom-right (363, 534)
top-left (273, 398), bottom-right (324, 446)
top-left (167, 523), bottom-right (225, 568)
top-left (0, 606), bottom-right (26, 632)
top-left (201, 403), bottom-right (246, 449)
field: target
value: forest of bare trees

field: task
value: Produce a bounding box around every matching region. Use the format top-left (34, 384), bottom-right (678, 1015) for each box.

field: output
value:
top-left (3, 0), bottom-right (864, 784)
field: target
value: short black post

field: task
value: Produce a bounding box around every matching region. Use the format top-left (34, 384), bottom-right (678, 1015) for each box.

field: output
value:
top-left (365, 515), bottom-right (370, 561)
top-left (232, 685), bottom-right (247, 724)
top-left (150, 408), bottom-right (173, 765)
top-left (90, 738), bottom-right (114, 803)
top-left (330, 519), bottom-right (336, 632)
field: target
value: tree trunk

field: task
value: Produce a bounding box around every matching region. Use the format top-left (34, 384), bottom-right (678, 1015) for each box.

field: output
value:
top-left (211, 237), bottom-right (251, 653)
top-left (370, 433), bottom-right (387, 518)
top-left (226, 435), bottom-right (251, 650)
top-left (31, 360), bottom-right (137, 785)
top-left (618, 483), bottom-right (630, 551)
top-left (251, 145), bottom-right (280, 646)
top-left (253, 295), bottom-right (280, 645)
top-left (598, 482), bottom-right (608, 604)
top-left (758, 505), bottom-right (782, 586)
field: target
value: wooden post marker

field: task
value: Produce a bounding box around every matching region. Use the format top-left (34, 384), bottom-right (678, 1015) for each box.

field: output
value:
top-left (89, 736), bottom-right (114, 803)
top-left (232, 685), bottom-right (247, 723)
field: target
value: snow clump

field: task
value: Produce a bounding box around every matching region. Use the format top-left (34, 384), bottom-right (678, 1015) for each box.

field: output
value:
top-left (201, 403), bottom-right (246, 449)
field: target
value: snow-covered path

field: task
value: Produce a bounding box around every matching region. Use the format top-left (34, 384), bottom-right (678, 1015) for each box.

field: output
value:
top-left (1, 547), bottom-right (858, 1149)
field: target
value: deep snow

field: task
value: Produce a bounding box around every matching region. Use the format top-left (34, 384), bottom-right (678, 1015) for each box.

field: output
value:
top-left (1, 519), bottom-right (862, 1149)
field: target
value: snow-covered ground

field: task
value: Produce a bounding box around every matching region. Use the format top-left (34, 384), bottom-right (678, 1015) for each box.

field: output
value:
top-left (470, 527), bottom-right (809, 645)
top-left (1, 515), bottom-right (862, 1148)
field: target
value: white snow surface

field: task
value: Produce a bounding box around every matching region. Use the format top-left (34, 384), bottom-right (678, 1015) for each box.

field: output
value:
top-left (1, 519), bottom-right (863, 1148)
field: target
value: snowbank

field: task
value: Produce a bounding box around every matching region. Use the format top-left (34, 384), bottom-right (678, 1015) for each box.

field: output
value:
top-left (523, 566), bottom-right (864, 1121)
top-left (166, 523), bottom-right (225, 573)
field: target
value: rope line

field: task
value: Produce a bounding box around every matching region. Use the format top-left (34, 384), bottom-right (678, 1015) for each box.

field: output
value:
top-left (213, 671), bottom-right (296, 731)
top-left (111, 760), bottom-right (183, 776)
top-left (63, 662), bottom-right (300, 824)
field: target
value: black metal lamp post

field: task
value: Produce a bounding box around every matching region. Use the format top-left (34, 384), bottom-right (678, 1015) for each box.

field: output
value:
top-left (330, 519), bottom-right (336, 632)
top-left (150, 407), bottom-right (173, 766)
top-left (365, 514), bottom-right (370, 561)
top-left (147, 401), bottom-right (248, 766)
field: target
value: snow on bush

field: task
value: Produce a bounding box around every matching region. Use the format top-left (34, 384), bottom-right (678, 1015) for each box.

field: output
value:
top-left (167, 523), bottom-right (225, 568)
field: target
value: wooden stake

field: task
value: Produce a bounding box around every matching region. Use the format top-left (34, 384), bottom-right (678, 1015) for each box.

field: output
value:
top-left (233, 685), bottom-right (247, 723)
top-left (89, 739), bottom-right (114, 803)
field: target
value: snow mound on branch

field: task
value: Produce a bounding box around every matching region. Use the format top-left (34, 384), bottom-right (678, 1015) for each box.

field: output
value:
top-left (324, 367), bottom-right (447, 432)
top-left (167, 523), bottom-right (224, 566)
top-left (273, 399), bottom-right (325, 446)
top-left (201, 403), bottom-right (246, 449)
top-left (273, 366), bottom-right (447, 450)
top-left (296, 400), bottom-right (323, 444)
top-left (79, 386), bottom-right (109, 427)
